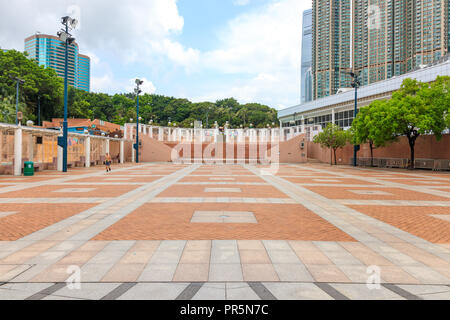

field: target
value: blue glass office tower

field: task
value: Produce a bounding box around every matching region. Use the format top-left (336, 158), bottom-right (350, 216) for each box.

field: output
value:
top-left (77, 54), bottom-right (90, 92)
top-left (301, 9), bottom-right (313, 104)
top-left (24, 34), bottom-right (90, 92)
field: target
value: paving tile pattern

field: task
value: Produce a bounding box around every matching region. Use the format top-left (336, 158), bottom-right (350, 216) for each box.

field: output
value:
top-left (0, 162), bottom-right (449, 300)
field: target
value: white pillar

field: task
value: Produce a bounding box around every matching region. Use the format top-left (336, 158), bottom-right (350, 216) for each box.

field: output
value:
top-left (131, 143), bottom-right (135, 163)
top-left (124, 124), bottom-right (128, 140)
top-left (14, 126), bottom-right (23, 176)
top-left (332, 108), bottom-right (335, 125)
top-left (57, 146), bottom-right (63, 172)
top-left (120, 140), bottom-right (124, 164)
top-left (159, 127), bottom-right (163, 141)
top-left (85, 137), bottom-right (91, 168)
top-left (106, 138), bottom-right (110, 154)
top-left (149, 126), bottom-right (153, 139)
top-left (28, 133), bottom-right (34, 162)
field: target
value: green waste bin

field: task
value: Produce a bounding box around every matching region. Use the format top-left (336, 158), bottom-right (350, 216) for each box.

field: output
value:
top-left (24, 161), bottom-right (34, 176)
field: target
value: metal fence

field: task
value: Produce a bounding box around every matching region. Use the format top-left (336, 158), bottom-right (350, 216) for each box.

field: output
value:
top-left (355, 157), bottom-right (450, 171)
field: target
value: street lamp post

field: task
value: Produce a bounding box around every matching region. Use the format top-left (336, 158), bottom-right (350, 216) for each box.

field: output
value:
top-left (134, 79), bottom-right (143, 163)
top-left (9, 76), bottom-right (25, 125)
top-left (349, 72), bottom-right (361, 167)
top-left (57, 16), bottom-right (77, 173)
top-left (37, 96), bottom-right (41, 126)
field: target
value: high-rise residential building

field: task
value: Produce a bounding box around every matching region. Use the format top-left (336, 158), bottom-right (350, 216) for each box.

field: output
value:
top-left (301, 9), bottom-right (313, 104)
top-left (24, 34), bottom-right (91, 92)
top-left (312, 0), bottom-right (353, 100)
top-left (353, 0), bottom-right (449, 86)
top-left (312, 0), bottom-right (449, 99)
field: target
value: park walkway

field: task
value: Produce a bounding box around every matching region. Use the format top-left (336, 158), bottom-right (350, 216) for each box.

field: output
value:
top-left (0, 162), bottom-right (449, 300)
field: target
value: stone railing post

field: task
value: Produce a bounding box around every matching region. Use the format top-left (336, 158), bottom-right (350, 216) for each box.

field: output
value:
top-left (85, 136), bottom-right (91, 168)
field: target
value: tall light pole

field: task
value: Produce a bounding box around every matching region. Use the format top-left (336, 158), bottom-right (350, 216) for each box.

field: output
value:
top-left (57, 16), bottom-right (77, 173)
top-left (349, 72), bottom-right (361, 167)
top-left (9, 76), bottom-right (25, 125)
top-left (37, 95), bottom-right (41, 126)
top-left (134, 79), bottom-right (143, 163)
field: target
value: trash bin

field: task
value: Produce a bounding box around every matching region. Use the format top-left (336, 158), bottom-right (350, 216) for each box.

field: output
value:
top-left (24, 161), bottom-right (34, 176)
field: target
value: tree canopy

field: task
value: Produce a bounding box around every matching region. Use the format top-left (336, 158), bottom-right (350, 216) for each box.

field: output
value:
top-left (313, 123), bottom-right (350, 165)
top-left (0, 50), bottom-right (279, 128)
top-left (351, 100), bottom-right (397, 166)
top-left (0, 49), bottom-right (63, 123)
top-left (351, 76), bottom-right (450, 169)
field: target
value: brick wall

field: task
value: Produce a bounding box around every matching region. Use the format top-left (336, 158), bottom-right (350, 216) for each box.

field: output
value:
top-left (307, 134), bottom-right (450, 165)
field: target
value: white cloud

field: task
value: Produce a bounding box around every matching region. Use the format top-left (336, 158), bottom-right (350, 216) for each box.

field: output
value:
top-left (125, 78), bottom-right (157, 95)
top-left (197, 0), bottom-right (311, 108)
top-left (150, 39), bottom-right (200, 70)
top-left (91, 72), bottom-right (115, 93)
top-left (0, 0), bottom-right (312, 109)
top-left (92, 73), bottom-right (156, 95)
top-left (0, 0), bottom-right (195, 68)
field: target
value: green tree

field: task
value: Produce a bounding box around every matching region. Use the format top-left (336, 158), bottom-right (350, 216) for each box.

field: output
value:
top-left (0, 50), bottom-right (63, 123)
top-left (385, 77), bottom-right (449, 169)
top-left (0, 51), bottom-right (280, 128)
top-left (351, 100), bottom-right (396, 166)
top-left (313, 123), bottom-right (350, 165)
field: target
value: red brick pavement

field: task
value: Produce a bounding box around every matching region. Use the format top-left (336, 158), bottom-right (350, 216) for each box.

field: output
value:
top-left (158, 184), bottom-right (289, 198)
top-left (94, 203), bottom-right (355, 241)
top-left (303, 186), bottom-right (449, 201)
top-left (350, 205), bottom-right (450, 243)
top-left (0, 184), bottom-right (140, 198)
top-left (0, 203), bottom-right (96, 240)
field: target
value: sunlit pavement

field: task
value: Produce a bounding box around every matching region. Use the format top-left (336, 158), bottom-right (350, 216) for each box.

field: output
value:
top-left (0, 163), bottom-right (449, 300)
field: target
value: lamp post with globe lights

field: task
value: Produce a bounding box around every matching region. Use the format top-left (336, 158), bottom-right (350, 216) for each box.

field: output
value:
top-left (57, 16), bottom-right (78, 172)
top-left (134, 79), bottom-right (143, 163)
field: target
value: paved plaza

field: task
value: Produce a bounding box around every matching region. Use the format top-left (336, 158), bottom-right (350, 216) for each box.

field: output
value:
top-left (0, 163), bottom-right (449, 300)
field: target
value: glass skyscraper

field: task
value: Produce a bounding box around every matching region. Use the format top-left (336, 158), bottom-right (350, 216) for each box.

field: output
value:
top-left (24, 34), bottom-right (91, 92)
top-left (312, 0), bottom-right (449, 99)
top-left (301, 9), bottom-right (313, 104)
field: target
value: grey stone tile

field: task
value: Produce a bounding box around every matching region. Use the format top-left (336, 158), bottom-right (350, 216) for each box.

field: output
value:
top-left (212, 240), bottom-right (238, 250)
top-left (226, 283), bottom-right (260, 300)
top-left (158, 241), bottom-right (186, 251)
top-left (0, 283), bottom-right (54, 300)
top-left (402, 266), bottom-right (450, 285)
top-left (330, 284), bottom-right (404, 300)
top-left (209, 264), bottom-right (243, 281)
top-left (398, 285), bottom-right (450, 300)
top-left (79, 263), bottom-right (115, 282)
top-left (263, 283), bottom-right (333, 300)
top-left (192, 283), bottom-right (226, 300)
top-left (102, 241), bottom-right (136, 252)
top-left (210, 249), bottom-right (241, 264)
top-left (50, 283), bottom-right (122, 300)
top-left (262, 240), bottom-right (291, 251)
top-left (273, 264), bottom-right (314, 282)
top-left (117, 283), bottom-right (190, 300)
top-left (138, 263), bottom-right (178, 282)
top-left (266, 250), bottom-right (302, 264)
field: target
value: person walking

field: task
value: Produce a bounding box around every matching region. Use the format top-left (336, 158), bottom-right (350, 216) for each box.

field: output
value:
top-left (105, 153), bottom-right (112, 172)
